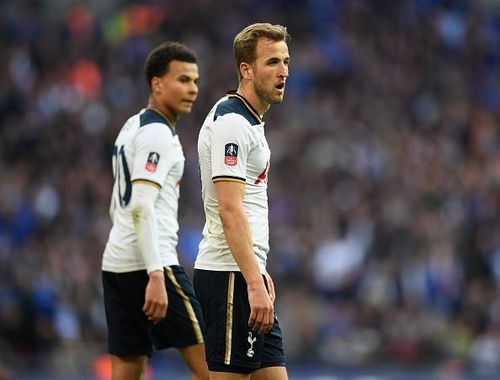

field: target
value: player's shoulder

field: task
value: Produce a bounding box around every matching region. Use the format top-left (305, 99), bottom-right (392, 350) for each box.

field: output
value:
top-left (138, 108), bottom-right (175, 136)
top-left (213, 91), bottom-right (262, 127)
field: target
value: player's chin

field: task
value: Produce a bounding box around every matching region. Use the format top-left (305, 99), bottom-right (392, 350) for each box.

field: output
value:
top-left (270, 94), bottom-right (285, 104)
top-left (178, 103), bottom-right (194, 113)
top-left (270, 88), bottom-right (285, 103)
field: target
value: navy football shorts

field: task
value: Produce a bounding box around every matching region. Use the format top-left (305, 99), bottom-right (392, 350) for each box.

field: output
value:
top-left (193, 269), bottom-right (286, 374)
top-left (103, 266), bottom-right (204, 356)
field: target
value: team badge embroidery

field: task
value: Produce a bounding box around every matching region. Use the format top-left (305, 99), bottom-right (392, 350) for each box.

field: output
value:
top-left (247, 332), bottom-right (257, 357)
top-left (224, 143), bottom-right (238, 166)
top-left (146, 152), bottom-right (160, 172)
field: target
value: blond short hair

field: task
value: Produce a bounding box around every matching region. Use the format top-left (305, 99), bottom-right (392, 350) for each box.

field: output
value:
top-left (233, 23), bottom-right (290, 80)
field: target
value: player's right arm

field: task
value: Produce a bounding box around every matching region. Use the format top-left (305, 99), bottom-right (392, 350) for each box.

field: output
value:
top-left (209, 114), bottom-right (273, 333)
top-left (129, 122), bottom-right (176, 323)
top-left (215, 177), bottom-right (274, 335)
top-left (130, 181), bottom-right (167, 324)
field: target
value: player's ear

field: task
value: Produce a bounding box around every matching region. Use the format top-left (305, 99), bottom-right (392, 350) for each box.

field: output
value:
top-left (151, 77), bottom-right (162, 94)
top-left (240, 62), bottom-right (253, 80)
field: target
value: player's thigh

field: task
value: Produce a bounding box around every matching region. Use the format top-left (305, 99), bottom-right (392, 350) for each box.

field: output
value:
top-left (250, 366), bottom-right (288, 380)
top-left (193, 269), bottom-right (232, 367)
top-left (110, 354), bottom-right (147, 380)
top-left (102, 270), bottom-right (153, 356)
top-left (179, 343), bottom-right (209, 379)
top-left (209, 371), bottom-right (250, 380)
top-left (260, 314), bottom-right (286, 369)
top-left (194, 270), bottom-right (264, 372)
top-left (152, 266), bottom-right (205, 350)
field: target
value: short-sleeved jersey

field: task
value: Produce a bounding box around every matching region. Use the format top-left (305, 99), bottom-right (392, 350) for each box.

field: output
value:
top-left (102, 108), bottom-right (184, 273)
top-left (195, 92), bottom-right (271, 273)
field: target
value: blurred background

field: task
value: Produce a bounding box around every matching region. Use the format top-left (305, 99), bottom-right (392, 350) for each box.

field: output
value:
top-left (1, 0), bottom-right (500, 379)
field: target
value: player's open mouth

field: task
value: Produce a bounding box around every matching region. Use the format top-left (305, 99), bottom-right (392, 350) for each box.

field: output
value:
top-left (275, 83), bottom-right (285, 90)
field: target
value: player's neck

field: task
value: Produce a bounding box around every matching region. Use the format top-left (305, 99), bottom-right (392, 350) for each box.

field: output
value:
top-left (236, 84), bottom-right (269, 116)
top-left (146, 97), bottom-right (178, 128)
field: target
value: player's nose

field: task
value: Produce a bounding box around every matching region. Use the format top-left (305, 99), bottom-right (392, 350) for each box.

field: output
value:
top-left (278, 62), bottom-right (289, 78)
top-left (189, 81), bottom-right (199, 94)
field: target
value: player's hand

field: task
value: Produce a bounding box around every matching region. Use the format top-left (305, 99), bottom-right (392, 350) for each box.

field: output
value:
top-left (247, 284), bottom-right (274, 334)
top-left (264, 271), bottom-right (276, 304)
top-left (143, 270), bottom-right (168, 324)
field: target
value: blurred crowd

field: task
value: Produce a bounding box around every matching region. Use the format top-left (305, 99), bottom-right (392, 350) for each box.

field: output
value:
top-left (1, 0), bottom-right (500, 377)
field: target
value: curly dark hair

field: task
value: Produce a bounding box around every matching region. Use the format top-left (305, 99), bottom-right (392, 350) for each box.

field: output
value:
top-left (144, 41), bottom-right (198, 89)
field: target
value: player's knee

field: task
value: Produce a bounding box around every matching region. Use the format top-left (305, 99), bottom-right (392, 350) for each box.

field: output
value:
top-left (191, 369), bottom-right (209, 380)
top-left (191, 361), bottom-right (209, 380)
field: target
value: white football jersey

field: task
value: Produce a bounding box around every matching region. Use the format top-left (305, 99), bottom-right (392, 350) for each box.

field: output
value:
top-left (102, 108), bottom-right (184, 272)
top-left (195, 92), bottom-right (271, 273)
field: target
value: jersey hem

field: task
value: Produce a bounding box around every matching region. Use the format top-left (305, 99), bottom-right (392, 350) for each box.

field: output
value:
top-left (102, 258), bottom-right (180, 273)
top-left (194, 262), bottom-right (266, 273)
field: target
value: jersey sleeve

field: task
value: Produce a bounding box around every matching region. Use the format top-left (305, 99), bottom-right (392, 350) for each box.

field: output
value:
top-left (131, 123), bottom-right (175, 188)
top-left (210, 114), bottom-right (250, 184)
